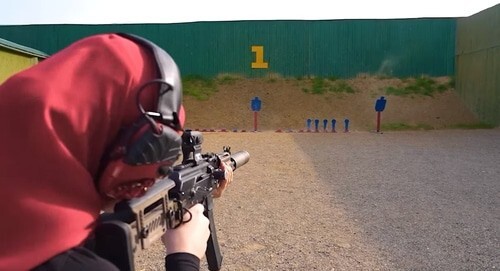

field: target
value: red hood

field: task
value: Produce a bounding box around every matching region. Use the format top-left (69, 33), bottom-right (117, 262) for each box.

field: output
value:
top-left (0, 34), bottom-right (163, 270)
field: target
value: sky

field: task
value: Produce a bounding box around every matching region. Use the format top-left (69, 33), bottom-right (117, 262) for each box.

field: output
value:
top-left (0, 0), bottom-right (499, 25)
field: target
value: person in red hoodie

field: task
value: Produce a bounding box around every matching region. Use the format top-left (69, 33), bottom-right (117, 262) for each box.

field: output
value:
top-left (0, 33), bottom-right (232, 271)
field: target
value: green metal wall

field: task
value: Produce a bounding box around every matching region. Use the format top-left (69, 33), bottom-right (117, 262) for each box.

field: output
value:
top-left (456, 4), bottom-right (500, 126)
top-left (0, 19), bottom-right (456, 78)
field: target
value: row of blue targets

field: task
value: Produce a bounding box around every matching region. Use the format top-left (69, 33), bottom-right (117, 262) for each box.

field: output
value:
top-left (306, 118), bottom-right (350, 132)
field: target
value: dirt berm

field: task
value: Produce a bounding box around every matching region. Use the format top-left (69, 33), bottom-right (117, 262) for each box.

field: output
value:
top-left (182, 75), bottom-right (481, 132)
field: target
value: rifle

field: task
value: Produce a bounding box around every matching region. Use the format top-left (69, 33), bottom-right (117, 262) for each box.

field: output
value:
top-left (89, 130), bottom-right (250, 271)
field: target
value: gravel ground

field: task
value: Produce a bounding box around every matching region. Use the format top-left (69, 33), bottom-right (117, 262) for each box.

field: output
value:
top-left (136, 129), bottom-right (500, 271)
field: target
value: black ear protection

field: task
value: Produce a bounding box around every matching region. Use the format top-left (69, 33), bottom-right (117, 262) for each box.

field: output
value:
top-left (97, 33), bottom-right (184, 200)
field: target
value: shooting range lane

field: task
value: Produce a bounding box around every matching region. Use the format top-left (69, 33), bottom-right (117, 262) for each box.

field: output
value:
top-left (291, 129), bottom-right (500, 270)
top-left (203, 132), bottom-right (367, 270)
top-left (135, 129), bottom-right (500, 270)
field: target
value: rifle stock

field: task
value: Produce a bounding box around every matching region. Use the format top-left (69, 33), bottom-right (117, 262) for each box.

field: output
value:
top-left (90, 130), bottom-right (249, 271)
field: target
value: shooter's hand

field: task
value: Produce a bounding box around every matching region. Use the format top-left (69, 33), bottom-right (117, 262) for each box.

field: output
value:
top-left (212, 161), bottom-right (234, 198)
top-left (162, 204), bottom-right (210, 260)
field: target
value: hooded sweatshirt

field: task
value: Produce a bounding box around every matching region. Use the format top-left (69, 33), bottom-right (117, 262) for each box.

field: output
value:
top-left (0, 33), bottom-right (167, 270)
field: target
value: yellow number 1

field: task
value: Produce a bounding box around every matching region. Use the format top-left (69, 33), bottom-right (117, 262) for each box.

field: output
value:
top-left (251, 45), bottom-right (269, 69)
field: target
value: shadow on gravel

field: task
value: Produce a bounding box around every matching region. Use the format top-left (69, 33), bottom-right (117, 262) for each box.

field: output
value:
top-left (291, 129), bottom-right (500, 270)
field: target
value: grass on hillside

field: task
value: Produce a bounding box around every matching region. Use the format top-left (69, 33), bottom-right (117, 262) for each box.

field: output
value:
top-left (384, 75), bottom-right (454, 97)
top-left (301, 77), bottom-right (355, 94)
top-left (183, 74), bottom-right (358, 100)
top-left (183, 74), bottom-right (456, 100)
top-left (182, 74), bottom-right (241, 100)
top-left (182, 75), bottom-right (216, 101)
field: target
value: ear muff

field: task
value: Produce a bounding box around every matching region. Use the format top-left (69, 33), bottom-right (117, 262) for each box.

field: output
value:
top-left (117, 33), bottom-right (184, 130)
top-left (97, 33), bottom-right (184, 200)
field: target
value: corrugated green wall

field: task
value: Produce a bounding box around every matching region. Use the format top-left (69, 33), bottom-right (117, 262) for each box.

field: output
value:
top-left (0, 19), bottom-right (455, 78)
top-left (456, 4), bottom-right (500, 126)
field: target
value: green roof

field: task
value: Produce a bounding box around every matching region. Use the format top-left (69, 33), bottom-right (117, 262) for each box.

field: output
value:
top-left (0, 37), bottom-right (48, 58)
